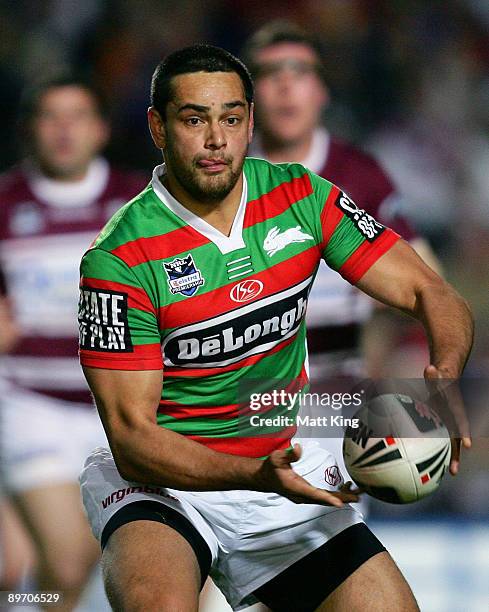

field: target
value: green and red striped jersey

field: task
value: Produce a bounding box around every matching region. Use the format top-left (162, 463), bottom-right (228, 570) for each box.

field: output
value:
top-left (78, 158), bottom-right (399, 458)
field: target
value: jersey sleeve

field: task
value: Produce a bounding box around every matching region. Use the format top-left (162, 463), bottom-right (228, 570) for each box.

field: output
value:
top-left (79, 248), bottom-right (162, 371)
top-left (311, 171), bottom-right (401, 284)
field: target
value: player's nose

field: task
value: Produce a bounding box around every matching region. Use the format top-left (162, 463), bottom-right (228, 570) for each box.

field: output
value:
top-left (204, 121), bottom-right (226, 149)
top-left (273, 68), bottom-right (295, 89)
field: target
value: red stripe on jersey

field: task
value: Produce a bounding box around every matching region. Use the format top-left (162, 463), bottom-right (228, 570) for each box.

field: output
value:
top-left (158, 402), bottom-right (242, 419)
top-left (319, 184), bottom-right (342, 250)
top-left (245, 174), bottom-right (313, 227)
top-left (338, 230), bottom-right (400, 284)
top-left (188, 434), bottom-right (293, 458)
top-left (110, 226), bottom-right (210, 267)
top-left (160, 245), bottom-right (319, 329)
top-left (164, 333), bottom-right (298, 377)
top-left (79, 343), bottom-right (163, 370)
top-left (81, 277), bottom-right (155, 312)
top-left (158, 366), bottom-right (308, 419)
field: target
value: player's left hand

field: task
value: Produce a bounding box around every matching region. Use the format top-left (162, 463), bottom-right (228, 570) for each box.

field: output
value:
top-left (424, 364), bottom-right (471, 475)
top-left (338, 481), bottom-right (364, 497)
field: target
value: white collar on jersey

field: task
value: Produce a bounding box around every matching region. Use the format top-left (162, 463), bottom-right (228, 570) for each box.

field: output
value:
top-left (151, 163), bottom-right (247, 255)
top-left (249, 127), bottom-right (330, 174)
top-left (25, 157), bottom-right (110, 208)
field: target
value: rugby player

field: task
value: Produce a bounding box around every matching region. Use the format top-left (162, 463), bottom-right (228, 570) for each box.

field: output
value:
top-left (0, 78), bottom-right (147, 609)
top-left (78, 45), bottom-right (472, 612)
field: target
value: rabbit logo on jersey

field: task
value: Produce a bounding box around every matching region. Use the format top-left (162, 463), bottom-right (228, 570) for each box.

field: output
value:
top-left (163, 276), bottom-right (312, 367)
top-left (163, 254), bottom-right (204, 297)
top-left (263, 226), bottom-right (314, 257)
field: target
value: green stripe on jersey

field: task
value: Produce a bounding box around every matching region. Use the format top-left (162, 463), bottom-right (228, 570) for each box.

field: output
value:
top-left (323, 216), bottom-right (366, 271)
top-left (93, 187), bottom-right (188, 251)
top-left (157, 402), bottom-right (296, 438)
top-left (244, 157), bottom-right (310, 200)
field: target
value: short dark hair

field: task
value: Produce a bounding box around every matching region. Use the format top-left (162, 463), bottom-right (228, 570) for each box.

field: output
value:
top-left (241, 20), bottom-right (326, 83)
top-left (151, 44), bottom-right (254, 120)
top-left (20, 75), bottom-right (108, 120)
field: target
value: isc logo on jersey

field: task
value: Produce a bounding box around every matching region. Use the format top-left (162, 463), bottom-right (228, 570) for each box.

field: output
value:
top-left (230, 279), bottom-right (264, 303)
top-left (335, 192), bottom-right (385, 242)
top-left (163, 276), bottom-right (312, 367)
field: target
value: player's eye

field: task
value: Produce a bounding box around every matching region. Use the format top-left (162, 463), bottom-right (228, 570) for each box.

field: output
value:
top-left (225, 116), bottom-right (241, 126)
top-left (186, 117), bottom-right (203, 126)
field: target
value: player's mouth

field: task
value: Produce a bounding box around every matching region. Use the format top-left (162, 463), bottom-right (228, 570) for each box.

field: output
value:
top-left (52, 141), bottom-right (76, 156)
top-left (197, 159), bottom-right (229, 173)
top-left (276, 107), bottom-right (300, 119)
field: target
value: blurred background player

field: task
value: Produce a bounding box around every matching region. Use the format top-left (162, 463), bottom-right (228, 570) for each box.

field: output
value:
top-left (0, 77), bottom-right (147, 610)
top-left (243, 20), bottom-right (441, 377)
top-left (0, 264), bottom-right (35, 596)
top-left (0, 266), bottom-right (19, 355)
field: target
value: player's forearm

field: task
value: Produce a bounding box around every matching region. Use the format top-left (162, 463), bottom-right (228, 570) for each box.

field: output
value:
top-left (414, 280), bottom-right (473, 376)
top-left (110, 419), bottom-right (264, 491)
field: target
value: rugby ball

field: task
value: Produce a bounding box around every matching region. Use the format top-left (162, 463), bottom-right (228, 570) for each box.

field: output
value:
top-left (343, 393), bottom-right (451, 503)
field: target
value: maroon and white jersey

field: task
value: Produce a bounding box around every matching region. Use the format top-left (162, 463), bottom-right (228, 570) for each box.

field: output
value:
top-left (251, 128), bottom-right (417, 358)
top-left (0, 158), bottom-right (148, 403)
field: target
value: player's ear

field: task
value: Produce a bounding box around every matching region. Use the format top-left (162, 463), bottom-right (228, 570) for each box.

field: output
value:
top-left (148, 107), bottom-right (166, 149)
top-left (247, 102), bottom-right (254, 144)
top-left (88, 115), bottom-right (110, 155)
top-left (96, 118), bottom-right (111, 151)
top-left (319, 82), bottom-right (330, 110)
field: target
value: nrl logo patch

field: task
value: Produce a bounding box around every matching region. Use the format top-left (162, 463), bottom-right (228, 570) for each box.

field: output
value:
top-left (163, 254), bottom-right (204, 297)
top-left (263, 225), bottom-right (314, 257)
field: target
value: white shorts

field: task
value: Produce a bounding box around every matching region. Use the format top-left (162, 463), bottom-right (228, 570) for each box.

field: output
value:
top-left (296, 436), bottom-right (369, 516)
top-left (80, 441), bottom-right (363, 611)
top-left (0, 379), bottom-right (107, 493)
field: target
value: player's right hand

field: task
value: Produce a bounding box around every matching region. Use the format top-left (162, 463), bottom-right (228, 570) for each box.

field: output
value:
top-left (256, 444), bottom-right (362, 507)
top-left (424, 364), bottom-right (472, 475)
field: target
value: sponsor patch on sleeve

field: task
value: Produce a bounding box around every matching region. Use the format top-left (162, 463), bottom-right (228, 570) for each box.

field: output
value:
top-left (78, 287), bottom-right (133, 352)
top-left (335, 191), bottom-right (386, 242)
